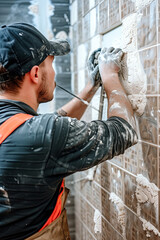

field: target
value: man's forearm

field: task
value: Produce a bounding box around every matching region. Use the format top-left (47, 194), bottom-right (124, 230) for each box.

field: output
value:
top-left (103, 73), bottom-right (135, 128)
top-left (57, 82), bottom-right (99, 120)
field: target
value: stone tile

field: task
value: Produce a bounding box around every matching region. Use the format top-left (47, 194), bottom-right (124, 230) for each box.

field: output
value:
top-left (71, 23), bottom-right (78, 50)
top-left (124, 171), bottom-right (159, 230)
top-left (137, 215), bottom-right (159, 240)
top-left (158, 0), bottom-right (160, 43)
top-left (75, 217), bottom-right (81, 240)
top-left (77, 0), bottom-right (83, 21)
top-left (139, 46), bottom-right (157, 95)
top-left (126, 208), bottom-right (160, 240)
top-left (159, 147), bottom-right (160, 190)
top-left (110, 164), bottom-right (124, 199)
top-left (81, 223), bottom-right (87, 240)
top-left (124, 173), bottom-right (137, 214)
top-left (158, 46), bottom-right (160, 94)
top-left (81, 196), bottom-right (88, 226)
top-left (78, 19), bottom-right (83, 45)
top-left (99, 0), bottom-right (109, 34)
top-left (89, 0), bottom-right (99, 10)
top-left (85, 230), bottom-right (96, 240)
top-left (121, 0), bottom-right (136, 19)
top-left (77, 42), bottom-right (90, 70)
top-left (82, 0), bottom-right (90, 16)
top-left (80, 200), bottom-right (102, 240)
top-left (93, 164), bottom-right (101, 185)
top-left (71, 72), bottom-right (78, 94)
top-left (74, 172), bottom-right (84, 192)
top-left (101, 161), bottom-right (111, 192)
top-left (138, 142), bottom-right (158, 185)
top-left (159, 190), bottom-right (160, 232)
top-left (92, 183), bottom-right (102, 209)
top-left (72, 1), bottom-right (160, 239)
top-left (71, 51), bottom-right (77, 72)
top-left (108, 0), bottom-right (121, 29)
top-left (110, 154), bottom-right (124, 168)
top-left (79, 180), bottom-right (102, 211)
top-left (125, 209), bottom-right (139, 240)
top-left (71, 0), bottom-right (78, 25)
top-left (101, 217), bottom-right (123, 240)
top-left (101, 188), bottom-right (110, 222)
top-left (140, 202), bottom-right (159, 231)
top-left (123, 144), bottom-right (139, 175)
top-left (107, 191), bottom-right (125, 236)
top-left (90, 7), bottom-right (98, 38)
top-left (82, 12), bottom-right (90, 41)
top-left (137, 0), bottom-right (157, 49)
top-left (90, 34), bottom-right (102, 52)
top-left (101, 188), bottom-right (125, 237)
top-left (74, 191), bottom-right (81, 216)
top-left (138, 96), bottom-right (158, 145)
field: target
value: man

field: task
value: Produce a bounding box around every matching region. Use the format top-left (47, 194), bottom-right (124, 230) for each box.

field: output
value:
top-left (0, 23), bottom-right (137, 240)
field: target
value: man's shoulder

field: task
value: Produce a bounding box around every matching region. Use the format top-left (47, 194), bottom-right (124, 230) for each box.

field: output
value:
top-left (6, 113), bottom-right (60, 147)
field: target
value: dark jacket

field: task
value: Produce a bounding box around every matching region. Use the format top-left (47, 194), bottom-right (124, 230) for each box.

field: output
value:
top-left (0, 100), bottom-right (137, 240)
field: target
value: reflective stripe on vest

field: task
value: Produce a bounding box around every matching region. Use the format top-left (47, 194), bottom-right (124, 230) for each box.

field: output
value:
top-left (0, 113), bottom-right (65, 231)
top-left (0, 113), bottom-right (33, 144)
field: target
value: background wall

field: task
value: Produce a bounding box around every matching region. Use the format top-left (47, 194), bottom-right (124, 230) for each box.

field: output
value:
top-left (70, 0), bottom-right (160, 239)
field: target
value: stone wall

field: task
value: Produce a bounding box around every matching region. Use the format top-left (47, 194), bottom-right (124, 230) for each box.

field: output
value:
top-left (70, 0), bottom-right (160, 239)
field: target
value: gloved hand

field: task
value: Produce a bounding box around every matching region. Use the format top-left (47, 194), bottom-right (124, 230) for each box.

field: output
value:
top-left (87, 48), bottom-right (101, 86)
top-left (98, 47), bottom-right (124, 78)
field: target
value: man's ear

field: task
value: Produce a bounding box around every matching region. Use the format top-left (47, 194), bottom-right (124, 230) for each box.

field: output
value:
top-left (29, 66), bottom-right (39, 84)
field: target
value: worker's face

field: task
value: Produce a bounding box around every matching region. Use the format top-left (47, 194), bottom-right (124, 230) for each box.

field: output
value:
top-left (38, 56), bottom-right (55, 103)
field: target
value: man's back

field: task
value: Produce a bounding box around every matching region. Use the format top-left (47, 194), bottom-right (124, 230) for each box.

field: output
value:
top-left (0, 100), bottom-right (62, 239)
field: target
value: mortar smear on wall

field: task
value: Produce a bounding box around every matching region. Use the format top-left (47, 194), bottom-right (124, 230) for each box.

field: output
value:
top-left (109, 193), bottom-right (126, 238)
top-left (135, 174), bottom-right (159, 238)
top-left (139, 217), bottom-right (160, 238)
top-left (133, 0), bottom-right (154, 11)
top-left (135, 174), bottom-right (158, 213)
top-left (94, 209), bottom-right (102, 233)
top-left (117, 13), bottom-right (147, 116)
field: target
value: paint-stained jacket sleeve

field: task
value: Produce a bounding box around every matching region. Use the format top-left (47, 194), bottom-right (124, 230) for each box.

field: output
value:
top-left (50, 116), bottom-right (138, 176)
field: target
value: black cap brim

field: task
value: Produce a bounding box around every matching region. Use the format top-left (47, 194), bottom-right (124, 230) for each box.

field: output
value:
top-left (49, 39), bottom-right (70, 56)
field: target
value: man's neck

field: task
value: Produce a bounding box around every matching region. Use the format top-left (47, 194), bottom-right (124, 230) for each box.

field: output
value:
top-left (0, 93), bottom-right (39, 111)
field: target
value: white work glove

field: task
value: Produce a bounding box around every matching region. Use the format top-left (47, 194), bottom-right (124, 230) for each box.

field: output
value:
top-left (87, 48), bottom-right (102, 86)
top-left (98, 47), bottom-right (124, 76)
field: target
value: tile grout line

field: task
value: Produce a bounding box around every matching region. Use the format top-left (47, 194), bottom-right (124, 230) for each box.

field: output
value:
top-left (75, 212), bottom-right (97, 240)
top-left (76, 189), bottom-right (124, 239)
top-left (138, 139), bottom-right (160, 148)
top-left (134, 43), bottom-right (160, 53)
top-left (92, 180), bottom-right (143, 219)
top-left (76, 179), bottom-right (160, 237)
top-left (75, 182), bottom-right (159, 236)
top-left (107, 160), bottom-right (137, 178)
top-left (107, 159), bottom-right (160, 190)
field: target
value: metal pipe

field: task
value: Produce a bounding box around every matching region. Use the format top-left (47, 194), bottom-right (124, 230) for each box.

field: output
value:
top-left (56, 84), bottom-right (100, 112)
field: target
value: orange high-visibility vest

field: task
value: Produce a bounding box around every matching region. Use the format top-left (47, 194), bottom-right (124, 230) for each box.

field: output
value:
top-left (39, 179), bottom-right (64, 231)
top-left (0, 113), bottom-right (65, 231)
